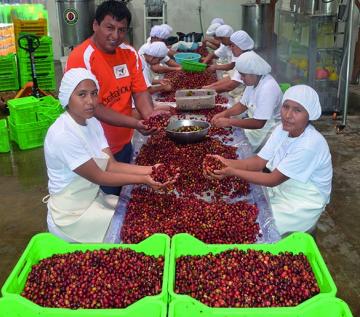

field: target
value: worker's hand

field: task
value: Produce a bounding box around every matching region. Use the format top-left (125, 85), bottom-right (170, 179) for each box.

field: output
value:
top-left (160, 80), bottom-right (172, 92)
top-left (207, 65), bottom-right (218, 72)
top-left (145, 168), bottom-right (179, 190)
top-left (136, 120), bottom-right (158, 135)
top-left (202, 155), bottom-right (232, 180)
top-left (210, 112), bottom-right (227, 124)
top-left (202, 84), bottom-right (214, 89)
top-left (212, 117), bottom-right (232, 128)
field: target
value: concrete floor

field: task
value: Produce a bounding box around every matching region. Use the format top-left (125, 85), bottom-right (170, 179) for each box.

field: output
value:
top-left (0, 67), bottom-right (359, 314)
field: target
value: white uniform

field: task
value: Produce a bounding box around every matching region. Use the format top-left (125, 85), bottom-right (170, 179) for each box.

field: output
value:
top-left (214, 44), bottom-right (232, 63)
top-left (45, 114), bottom-right (109, 194)
top-left (240, 74), bottom-right (282, 152)
top-left (258, 124), bottom-right (333, 235)
top-left (139, 54), bottom-right (152, 88)
top-left (44, 113), bottom-right (116, 242)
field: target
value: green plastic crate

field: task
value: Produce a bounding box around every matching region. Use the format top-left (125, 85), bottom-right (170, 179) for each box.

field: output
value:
top-left (18, 56), bottom-right (54, 73)
top-left (168, 296), bottom-right (353, 317)
top-left (19, 72), bottom-right (56, 91)
top-left (7, 96), bottom-right (39, 124)
top-left (0, 296), bottom-right (167, 317)
top-left (0, 53), bottom-right (17, 74)
top-left (1, 233), bottom-right (170, 312)
top-left (0, 73), bottom-right (19, 91)
top-left (168, 232), bottom-right (337, 308)
top-left (0, 118), bottom-right (10, 152)
top-left (9, 118), bottom-right (49, 150)
top-left (36, 95), bottom-right (63, 124)
top-left (181, 60), bottom-right (207, 73)
top-left (17, 35), bottom-right (53, 58)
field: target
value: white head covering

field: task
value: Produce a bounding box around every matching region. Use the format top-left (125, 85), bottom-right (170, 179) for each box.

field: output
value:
top-left (150, 25), bottom-right (171, 40)
top-left (282, 85), bottom-right (322, 120)
top-left (58, 68), bottom-right (99, 108)
top-left (206, 23), bottom-right (221, 36)
top-left (161, 23), bottom-right (173, 34)
top-left (230, 30), bottom-right (254, 51)
top-left (210, 18), bottom-right (225, 25)
top-left (215, 25), bottom-right (234, 37)
top-left (235, 51), bottom-right (271, 75)
top-left (144, 41), bottom-right (169, 58)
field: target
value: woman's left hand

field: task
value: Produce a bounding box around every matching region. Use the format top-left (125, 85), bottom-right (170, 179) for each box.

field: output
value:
top-left (136, 120), bottom-right (159, 135)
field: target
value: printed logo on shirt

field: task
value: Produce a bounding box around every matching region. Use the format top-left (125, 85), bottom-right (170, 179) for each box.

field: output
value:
top-left (102, 85), bottom-right (131, 106)
top-left (113, 64), bottom-right (129, 79)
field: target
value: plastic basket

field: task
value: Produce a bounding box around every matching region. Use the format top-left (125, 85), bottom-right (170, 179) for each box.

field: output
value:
top-left (0, 296), bottom-right (167, 317)
top-left (18, 55), bottom-right (55, 74)
top-left (168, 296), bottom-right (353, 317)
top-left (279, 83), bottom-right (291, 93)
top-left (13, 17), bottom-right (48, 38)
top-left (19, 72), bottom-right (56, 91)
top-left (1, 233), bottom-right (170, 311)
top-left (181, 60), bottom-right (207, 73)
top-left (174, 53), bottom-right (201, 64)
top-left (0, 53), bottom-right (17, 74)
top-left (168, 232), bottom-right (337, 307)
top-left (17, 35), bottom-right (53, 58)
top-left (7, 96), bottom-right (39, 124)
top-left (36, 96), bottom-right (63, 124)
top-left (175, 89), bottom-right (216, 110)
top-left (0, 118), bottom-right (10, 153)
top-left (0, 73), bottom-right (19, 91)
top-left (9, 118), bottom-right (49, 150)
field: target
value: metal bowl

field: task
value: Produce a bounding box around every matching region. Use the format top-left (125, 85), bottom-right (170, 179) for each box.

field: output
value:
top-left (166, 119), bottom-right (210, 144)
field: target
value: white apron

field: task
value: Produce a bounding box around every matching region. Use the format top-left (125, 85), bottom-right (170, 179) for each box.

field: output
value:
top-left (244, 102), bottom-right (278, 153)
top-left (47, 113), bottom-right (116, 243)
top-left (266, 138), bottom-right (326, 236)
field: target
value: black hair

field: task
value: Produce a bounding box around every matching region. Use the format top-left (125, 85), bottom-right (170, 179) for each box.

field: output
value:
top-left (95, 1), bottom-right (132, 25)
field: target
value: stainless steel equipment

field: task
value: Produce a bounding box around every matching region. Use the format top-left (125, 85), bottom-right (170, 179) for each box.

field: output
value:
top-left (56, 0), bottom-right (96, 49)
top-left (166, 120), bottom-right (210, 144)
top-left (241, 3), bottom-right (272, 50)
top-left (290, 0), bottom-right (339, 15)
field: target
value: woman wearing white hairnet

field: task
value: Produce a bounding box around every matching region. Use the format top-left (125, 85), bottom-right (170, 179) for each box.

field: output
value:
top-left (203, 30), bottom-right (254, 93)
top-left (202, 25), bottom-right (234, 65)
top-left (205, 85), bottom-right (333, 236)
top-left (44, 68), bottom-right (175, 243)
top-left (202, 22), bottom-right (222, 50)
top-left (140, 41), bottom-right (181, 94)
top-left (212, 51), bottom-right (282, 152)
top-left (139, 24), bottom-right (180, 73)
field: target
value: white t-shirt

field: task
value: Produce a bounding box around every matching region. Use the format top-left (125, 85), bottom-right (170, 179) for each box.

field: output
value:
top-left (214, 44), bottom-right (232, 61)
top-left (44, 113), bottom-right (109, 194)
top-left (240, 74), bottom-right (282, 121)
top-left (231, 69), bottom-right (242, 83)
top-left (140, 54), bottom-right (152, 88)
top-left (138, 42), bottom-right (170, 64)
top-left (258, 124), bottom-right (333, 203)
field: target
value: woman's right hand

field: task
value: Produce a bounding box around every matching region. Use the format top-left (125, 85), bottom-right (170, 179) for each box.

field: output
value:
top-left (145, 174), bottom-right (178, 191)
top-left (211, 111), bottom-right (227, 124)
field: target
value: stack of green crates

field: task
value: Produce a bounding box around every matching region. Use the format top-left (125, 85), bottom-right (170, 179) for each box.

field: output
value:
top-left (7, 95), bottom-right (62, 150)
top-left (0, 53), bottom-right (19, 91)
top-left (17, 36), bottom-right (55, 91)
top-left (0, 118), bottom-right (10, 152)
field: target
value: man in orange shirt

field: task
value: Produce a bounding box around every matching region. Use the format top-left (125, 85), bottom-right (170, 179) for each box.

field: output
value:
top-left (66, 0), bottom-right (157, 195)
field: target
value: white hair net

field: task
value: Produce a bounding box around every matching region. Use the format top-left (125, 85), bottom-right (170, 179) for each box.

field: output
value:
top-left (144, 41), bottom-right (169, 58)
top-left (230, 30), bottom-right (254, 51)
top-left (282, 85), bottom-right (322, 120)
top-left (235, 51), bottom-right (271, 75)
top-left (215, 25), bottom-right (234, 37)
top-left (161, 23), bottom-right (173, 34)
top-left (210, 18), bottom-right (224, 25)
top-left (58, 68), bottom-right (99, 108)
top-left (150, 25), bottom-right (170, 39)
top-left (206, 23), bottom-right (221, 36)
